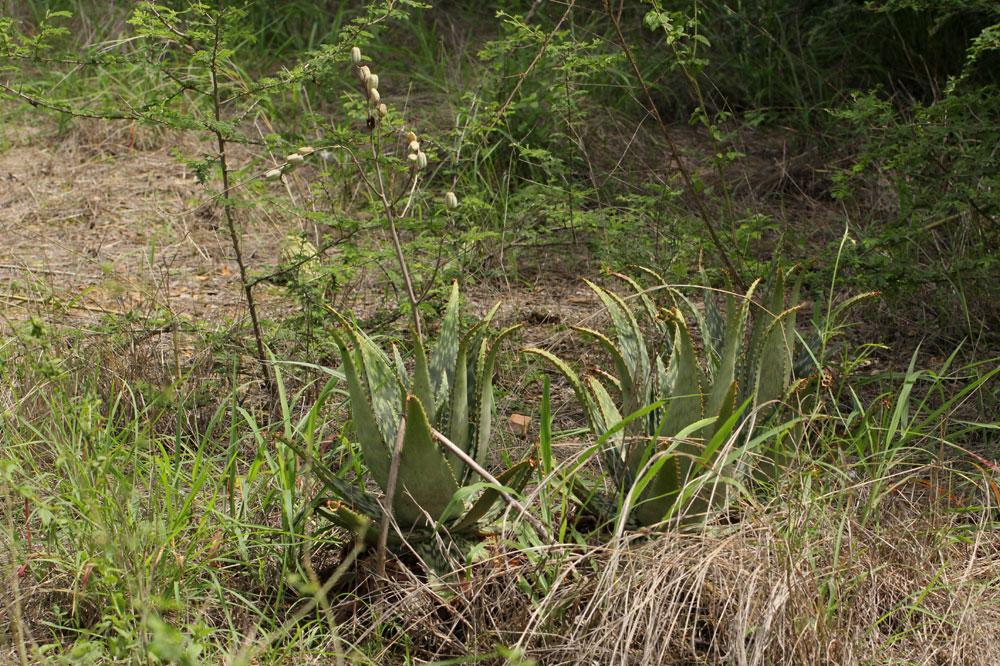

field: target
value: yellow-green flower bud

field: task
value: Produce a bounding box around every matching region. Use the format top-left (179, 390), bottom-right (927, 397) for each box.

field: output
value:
top-left (408, 140), bottom-right (420, 153)
top-left (286, 153), bottom-right (305, 166)
top-left (407, 153), bottom-right (419, 163)
top-left (405, 131), bottom-right (417, 143)
top-left (369, 88), bottom-right (380, 104)
top-left (351, 46), bottom-right (361, 65)
top-left (445, 191), bottom-right (458, 209)
top-left (377, 103), bottom-right (388, 117)
top-left (265, 168), bottom-right (282, 182)
top-left (416, 151), bottom-right (427, 169)
top-left (297, 146), bottom-right (314, 156)
top-left (366, 73), bottom-right (379, 90)
top-left (358, 65), bottom-right (370, 84)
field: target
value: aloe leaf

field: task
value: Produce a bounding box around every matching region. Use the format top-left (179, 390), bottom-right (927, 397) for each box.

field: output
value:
top-left (355, 330), bottom-right (404, 450)
top-left (706, 291), bottom-right (752, 419)
top-left (450, 459), bottom-right (535, 533)
top-left (783, 266), bottom-right (803, 377)
top-left (588, 376), bottom-right (626, 480)
top-left (646, 311), bottom-right (705, 514)
top-left (429, 281), bottom-right (461, 410)
top-left (704, 292), bottom-right (726, 365)
top-left (314, 500), bottom-right (381, 544)
top-left (660, 310), bottom-right (705, 437)
top-left (793, 329), bottom-right (823, 379)
top-left (445, 341), bottom-right (471, 483)
top-left (633, 452), bottom-right (681, 527)
top-left (707, 380), bottom-right (739, 446)
top-left (539, 375), bottom-right (553, 476)
top-left (831, 290), bottom-right (879, 325)
top-left (473, 324), bottom-right (524, 470)
top-left (631, 264), bottom-right (667, 289)
top-left (584, 279), bottom-right (650, 383)
top-left (411, 334), bottom-right (435, 421)
top-left (331, 331), bottom-right (391, 489)
top-left (392, 344), bottom-right (408, 388)
top-left (393, 395), bottom-right (460, 528)
top-left (524, 347), bottom-right (599, 434)
top-left (754, 308), bottom-right (800, 411)
top-left (282, 436), bottom-right (385, 521)
top-left (739, 277), bottom-right (771, 399)
top-left (609, 270), bottom-right (660, 326)
top-left (572, 325), bottom-right (635, 411)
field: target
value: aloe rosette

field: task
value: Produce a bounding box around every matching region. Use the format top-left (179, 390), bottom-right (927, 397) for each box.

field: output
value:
top-left (294, 282), bottom-right (529, 572)
top-left (526, 265), bottom-right (822, 528)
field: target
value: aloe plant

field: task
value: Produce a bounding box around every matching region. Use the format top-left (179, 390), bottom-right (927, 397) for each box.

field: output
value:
top-left (526, 265), bottom-right (837, 529)
top-left (292, 282), bottom-right (530, 573)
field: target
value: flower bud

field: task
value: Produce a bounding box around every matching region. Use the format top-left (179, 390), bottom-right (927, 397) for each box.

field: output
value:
top-left (297, 146), bottom-right (314, 156)
top-left (350, 46), bottom-right (361, 65)
top-left (369, 88), bottom-right (381, 104)
top-left (265, 168), bottom-right (282, 182)
top-left (405, 131), bottom-right (417, 143)
top-left (286, 153), bottom-right (305, 166)
top-left (407, 153), bottom-right (419, 163)
top-left (358, 65), bottom-right (370, 84)
top-left (416, 151), bottom-right (427, 169)
top-left (366, 73), bottom-right (379, 90)
top-left (408, 140), bottom-right (420, 153)
top-left (444, 191), bottom-right (458, 210)
top-left (377, 103), bottom-right (388, 117)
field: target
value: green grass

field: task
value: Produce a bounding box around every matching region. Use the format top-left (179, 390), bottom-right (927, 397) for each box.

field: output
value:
top-left (2, 304), bottom-right (998, 664)
top-left (2, 1), bottom-right (1000, 663)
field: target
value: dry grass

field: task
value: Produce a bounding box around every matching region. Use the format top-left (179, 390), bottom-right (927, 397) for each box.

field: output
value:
top-left (249, 463), bottom-right (1000, 666)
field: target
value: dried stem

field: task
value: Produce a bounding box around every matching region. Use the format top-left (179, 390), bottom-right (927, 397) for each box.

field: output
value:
top-left (603, 1), bottom-right (745, 289)
top-left (208, 6), bottom-right (273, 395)
top-left (431, 428), bottom-right (551, 541)
top-left (377, 417), bottom-right (408, 578)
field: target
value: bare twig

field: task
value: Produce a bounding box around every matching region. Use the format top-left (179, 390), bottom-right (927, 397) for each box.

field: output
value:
top-left (377, 416), bottom-right (408, 579)
top-left (430, 428), bottom-right (550, 540)
top-left (602, 1), bottom-right (745, 289)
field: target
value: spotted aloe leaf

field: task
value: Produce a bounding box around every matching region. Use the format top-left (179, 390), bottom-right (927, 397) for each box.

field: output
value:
top-left (330, 329), bottom-right (391, 489)
top-left (411, 334), bottom-right (435, 422)
top-left (428, 280), bottom-right (461, 413)
top-left (444, 340), bottom-right (470, 480)
top-left (705, 281), bottom-right (755, 420)
top-left (583, 279), bottom-right (650, 384)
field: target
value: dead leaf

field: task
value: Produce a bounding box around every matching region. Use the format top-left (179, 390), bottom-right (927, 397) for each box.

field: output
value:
top-left (509, 413), bottom-right (531, 437)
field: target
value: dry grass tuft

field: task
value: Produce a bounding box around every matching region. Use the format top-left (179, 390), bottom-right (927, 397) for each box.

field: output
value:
top-left (510, 489), bottom-right (1000, 665)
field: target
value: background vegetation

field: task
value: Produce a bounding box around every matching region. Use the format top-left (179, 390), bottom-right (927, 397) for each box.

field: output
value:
top-left (1, 0), bottom-right (998, 664)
